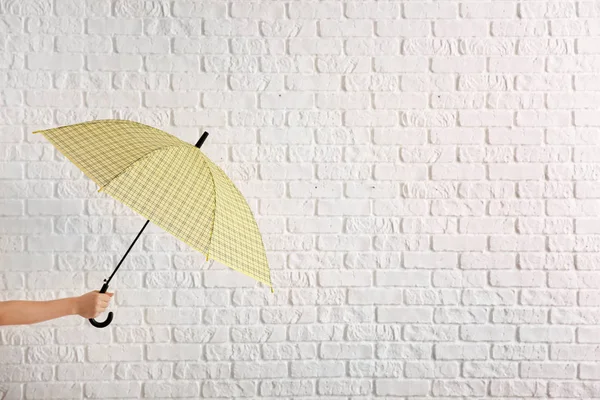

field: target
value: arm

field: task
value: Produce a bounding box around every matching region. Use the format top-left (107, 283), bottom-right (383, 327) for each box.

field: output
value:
top-left (0, 291), bottom-right (113, 326)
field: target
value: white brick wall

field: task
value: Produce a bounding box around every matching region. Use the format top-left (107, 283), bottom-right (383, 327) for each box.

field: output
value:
top-left (1, 0), bottom-right (600, 398)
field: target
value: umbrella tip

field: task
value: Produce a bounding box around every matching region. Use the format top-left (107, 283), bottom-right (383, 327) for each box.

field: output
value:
top-left (195, 132), bottom-right (209, 148)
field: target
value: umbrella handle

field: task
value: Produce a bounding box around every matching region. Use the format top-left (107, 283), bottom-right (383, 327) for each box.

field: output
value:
top-left (89, 281), bottom-right (113, 328)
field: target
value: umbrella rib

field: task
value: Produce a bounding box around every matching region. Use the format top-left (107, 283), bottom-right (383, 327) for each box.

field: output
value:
top-left (98, 144), bottom-right (188, 193)
top-left (201, 155), bottom-right (218, 262)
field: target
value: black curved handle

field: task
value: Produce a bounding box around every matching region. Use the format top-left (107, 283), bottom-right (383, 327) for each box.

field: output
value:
top-left (89, 282), bottom-right (113, 328)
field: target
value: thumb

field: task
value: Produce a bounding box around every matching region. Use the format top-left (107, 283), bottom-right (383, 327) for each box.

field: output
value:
top-left (105, 292), bottom-right (114, 297)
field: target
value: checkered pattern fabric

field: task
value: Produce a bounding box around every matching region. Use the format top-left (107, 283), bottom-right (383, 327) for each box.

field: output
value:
top-left (33, 119), bottom-right (272, 289)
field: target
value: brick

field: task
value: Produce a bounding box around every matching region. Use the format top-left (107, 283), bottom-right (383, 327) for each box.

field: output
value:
top-left (491, 380), bottom-right (547, 397)
top-left (581, 363), bottom-right (600, 379)
top-left (434, 20), bottom-right (488, 37)
top-left (461, 253), bottom-right (516, 269)
top-left (462, 2), bottom-right (515, 18)
top-left (460, 110), bottom-right (513, 126)
top-left (521, 289), bottom-right (576, 306)
top-left (463, 289), bottom-right (516, 305)
top-left (289, 38), bottom-right (341, 55)
top-left (27, 53), bottom-right (83, 70)
top-left (461, 325), bottom-right (515, 342)
top-left (520, 326), bottom-right (574, 343)
top-left (463, 362), bottom-right (518, 378)
top-left (84, 382), bottom-right (141, 399)
top-left (549, 382), bottom-right (600, 398)
top-left (521, 362), bottom-right (576, 379)
top-left (172, 1), bottom-right (225, 18)
top-left (289, 2), bottom-right (341, 19)
top-left (322, 343), bottom-right (372, 359)
top-left (405, 361), bottom-right (459, 378)
top-left (205, 381), bottom-right (256, 398)
top-left (493, 344), bottom-right (546, 360)
top-left (402, 217), bottom-right (457, 233)
top-left (435, 344), bottom-right (488, 360)
top-left (0, 365), bottom-right (52, 382)
top-left (259, 380), bottom-right (311, 396)
top-left (374, 56), bottom-right (429, 73)
top-left (433, 235), bottom-right (486, 251)
top-left (435, 308), bottom-right (488, 324)
top-left (376, 379), bottom-right (429, 396)
top-left (88, 345), bottom-right (142, 362)
top-left (26, 383), bottom-right (81, 399)
top-left (345, 2), bottom-right (400, 19)
top-left (493, 308), bottom-right (547, 324)
top-left (406, 2), bottom-right (457, 19)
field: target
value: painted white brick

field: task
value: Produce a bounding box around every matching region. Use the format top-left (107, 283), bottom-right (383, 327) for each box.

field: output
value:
top-left (172, 2), bottom-right (226, 18)
top-left (375, 379), bottom-right (429, 396)
top-left (462, 2), bottom-right (515, 18)
top-left (461, 253), bottom-right (516, 269)
top-left (374, 56), bottom-right (429, 73)
top-left (432, 165), bottom-right (485, 180)
top-left (292, 360), bottom-right (344, 378)
top-left (143, 382), bottom-right (199, 398)
top-left (460, 110), bottom-right (513, 126)
top-left (88, 345), bottom-right (142, 362)
top-left (289, 2), bottom-right (341, 19)
top-left (56, 364), bottom-right (111, 381)
top-left (406, 2), bottom-right (457, 19)
top-left (433, 235), bottom-right (487, 251)
top-left (549, 382), bottom-right (600, 398)
top-left (378, 307), bottom-right (433, 323)
top-left (580, 363), bottom-right (600, 379)
top-left (402, 217), bottom-right (457, 233)
top-left (434, 20), bottom-right (488, 37)
top-left (490, 270), bottom-right (545, 287)
top-left (84, 382), bottom-right (140, 399)
top-left (174, 362), bottom-right (228, 379)
top-left (345, 2), bottom-right (400, 19)
top-left (462, 325), bottom-right (515, 342)
top-left (521, 326), bottom-right (574, 343)
top-left (490, 380), bottom-right (547, 397)
top-left (463, 362), bottom-right (518, 378)
top-left (147, 344), bottom-right (202, 361)
top-left (435, 344), bottom-right (488, 360)
top-left (377, 343), bottom-right (431, 360)
top-left (435, 308), bottom-right (488, 324)
top-left (521, 362), bottom-right (576, 379)
top-left (25, 383), bottom-right (81, 399)
top-left (493, 344), bottom-right (546, 361)
top-left (463, 289), bottom-right (517, 305)
top-left (405, 361), bottom-right (459, 378)
top-left (145, 91), bottom-right (198, 108)
top-left (259, 380), bottom-right (310, 396)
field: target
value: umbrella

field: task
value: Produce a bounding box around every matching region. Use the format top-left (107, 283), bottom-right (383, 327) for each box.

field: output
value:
top-left (33, 119), bottom-right (272, 328)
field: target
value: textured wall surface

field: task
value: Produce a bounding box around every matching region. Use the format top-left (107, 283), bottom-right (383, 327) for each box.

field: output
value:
top-left (1, 0), bottom-right (600, 398)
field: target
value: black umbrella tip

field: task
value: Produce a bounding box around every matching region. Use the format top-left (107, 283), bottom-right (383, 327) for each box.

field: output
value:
top-left (195, 132), bottom-right (209, 148)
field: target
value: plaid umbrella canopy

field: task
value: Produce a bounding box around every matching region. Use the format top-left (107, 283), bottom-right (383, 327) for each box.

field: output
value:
top-left (33, 119), bottom-right (272, 327)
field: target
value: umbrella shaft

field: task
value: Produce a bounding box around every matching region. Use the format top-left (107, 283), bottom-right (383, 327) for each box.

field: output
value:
top-left (105, 132), bottom-right (209, 285)
top-left (105, 219), bottom-right (150, 285)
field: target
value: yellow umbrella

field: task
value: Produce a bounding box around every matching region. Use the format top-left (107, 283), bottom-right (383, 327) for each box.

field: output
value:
top-left (33, 119), bottom-right (272, 328)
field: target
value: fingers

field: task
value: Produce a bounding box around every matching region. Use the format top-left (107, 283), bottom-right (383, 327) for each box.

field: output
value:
top-left (98, 293), bottom-right (114, 302)
top-left (90, 292), bottom-right (114, 319)
top-left (93, 303), bottom-right (109, 318)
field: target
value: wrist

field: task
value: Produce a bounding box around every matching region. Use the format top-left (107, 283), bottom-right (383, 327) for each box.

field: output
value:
top-left (68, 296), bottom-right (80, 316)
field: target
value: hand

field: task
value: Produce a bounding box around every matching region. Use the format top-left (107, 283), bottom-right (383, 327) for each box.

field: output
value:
top-left (74, 291), bottom-right (114, 319)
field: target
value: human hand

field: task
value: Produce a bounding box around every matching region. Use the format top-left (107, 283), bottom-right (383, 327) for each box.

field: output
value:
top-left (74, 291), bottom-right (114, 319)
